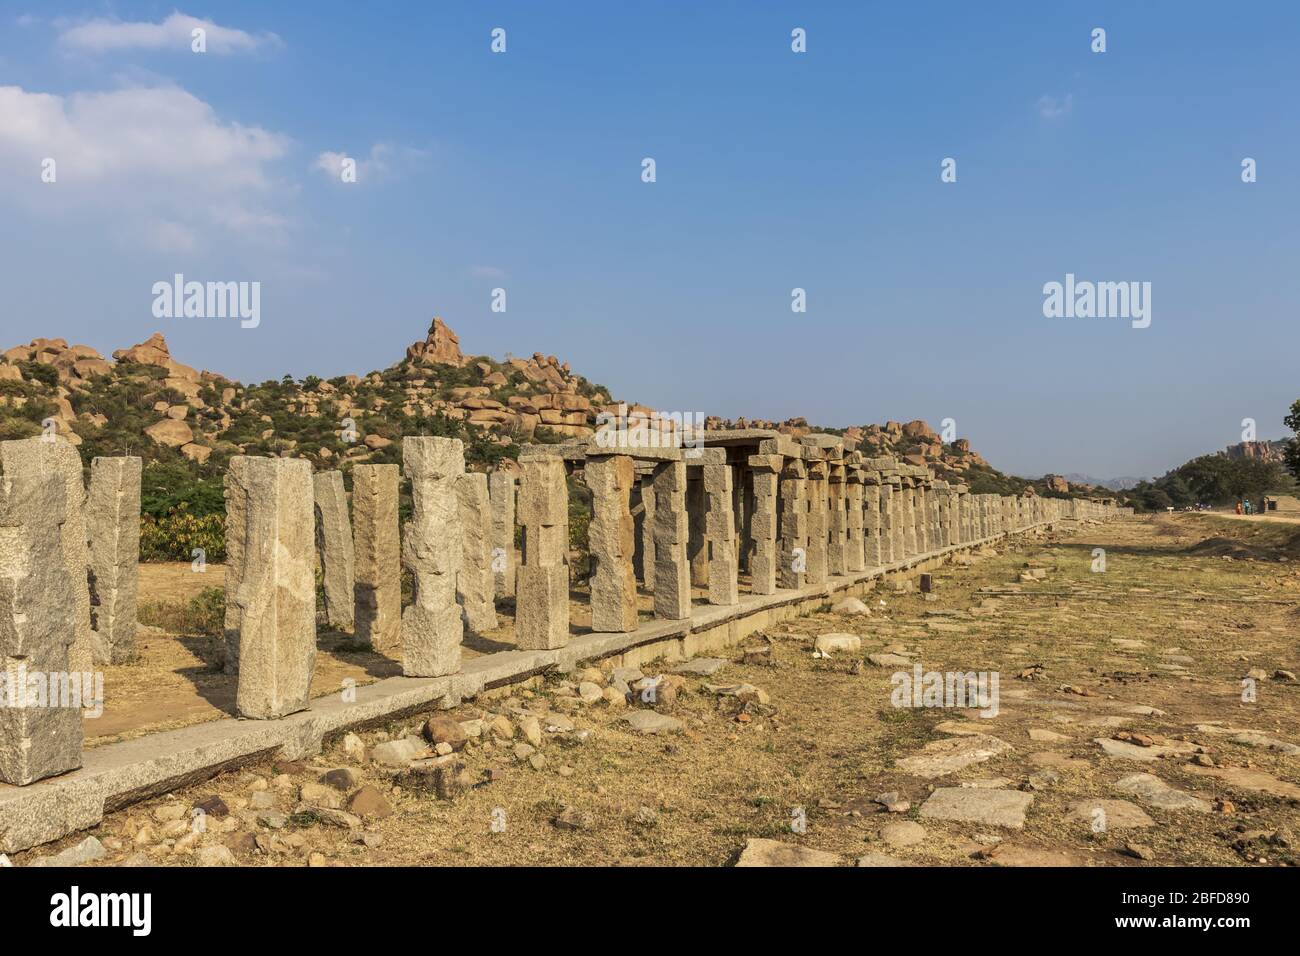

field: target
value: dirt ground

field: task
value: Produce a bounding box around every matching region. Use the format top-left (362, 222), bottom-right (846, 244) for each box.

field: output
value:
top-left (28, 513), bottom-right (1299, 867)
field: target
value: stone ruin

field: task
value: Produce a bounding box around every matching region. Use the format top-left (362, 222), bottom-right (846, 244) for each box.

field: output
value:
top-left (0, 429), bottom-right (1126, 802)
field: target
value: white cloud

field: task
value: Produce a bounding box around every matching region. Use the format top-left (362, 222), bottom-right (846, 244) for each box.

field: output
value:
top-left (309, 143), bottom-right (426, 184)
top-left (0, 84), bottom-right (293, 248)
top-left (1036, 94), bottom-right (1073, 121)
top-left (58, 12), bottom-right (281, 55)
top-left (471, 265), bottom-right (507, 280)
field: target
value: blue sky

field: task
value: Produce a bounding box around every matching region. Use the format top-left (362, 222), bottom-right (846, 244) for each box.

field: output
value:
top-left (2, 2), bottom-right (1297, 478)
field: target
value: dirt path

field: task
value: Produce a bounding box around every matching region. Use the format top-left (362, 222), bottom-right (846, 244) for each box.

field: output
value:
top-left (25, 515), bottom-right (1299, 867)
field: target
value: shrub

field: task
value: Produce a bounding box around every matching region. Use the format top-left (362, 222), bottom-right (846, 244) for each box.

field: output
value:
top-left (138, 587), bottom-right (225, 637)
top-left (140, 511), bottom-right (226, 562)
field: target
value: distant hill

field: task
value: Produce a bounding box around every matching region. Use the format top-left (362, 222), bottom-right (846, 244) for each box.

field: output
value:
top-left (1, 317), bottom-right (1068, 502)
top-left (1063, 473), bottom-right (1148, 492)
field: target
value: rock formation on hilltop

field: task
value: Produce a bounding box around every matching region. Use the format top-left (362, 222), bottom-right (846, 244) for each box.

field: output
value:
top-left (0, 316), bottom-right (1045, 495)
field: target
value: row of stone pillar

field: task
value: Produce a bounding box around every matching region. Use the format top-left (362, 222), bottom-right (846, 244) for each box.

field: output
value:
top-left (0, 437), bottom-right (141, 786)
top-left (0, 430), bottom-right (1118, 788)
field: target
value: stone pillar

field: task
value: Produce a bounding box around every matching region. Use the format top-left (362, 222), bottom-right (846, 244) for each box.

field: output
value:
top-left (902, 476), bottom-right (916, 556)
top-left (888, 476), bottom-right (906, 561)
top-left (844, 467), bottom-right (865, 573)
top-left (488, 472), bottom-right (516, 601)
top-left (353, 464), bottom-right (401, 653)
top-left (312, 470), bottom-right (355, 632)
top-left (516, 454), bottom-right (571, 648)
top-left (13, 438), bottom-right (99, 672)
top-left (878, 481), bottom-right (894, 564)
top-left (0, 438), bottom-right (82, 785)
top-left (748, 454), bottom-right (780, 594)
top-left (686, 469), bottom-right (708, 588)
top-left (777, 457), bottom-right (807, 588)
top-left (636, 473), bottom-right (656, 591)
top-left (863, 475), bottom-right (883, 567)
top-left (651, 459), bottom-right (691, 619)
top-left (225, 457), bottom-right (316, 719)
top-left (826, 461), bottom-right (847, 576)
top-left (402, 437), bottom-right (464, 676)
top-left (914, 478), bottom-right (930, 554)
top-left (87, 456), bottom-right (141, 663)
top-left (704, 457), bottom-right (738, 605)
top-left (457, 472), bottom-right (498, 635)
top-left (804, 459), bottom-right (829, 587)
top-left (587, 454), bottom-right (639, 632)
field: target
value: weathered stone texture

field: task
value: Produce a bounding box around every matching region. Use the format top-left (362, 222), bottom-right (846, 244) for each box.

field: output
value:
top-left (7, 439), bottom-right (99, 672)
top-left (651, 460), bottom-right (691, 619)
top-left (87, 456), bottom-right (141, 663)
top-left (224, 457), bottom-right (316, 719)
top-left (456, 472), bottom-right (499, 635)
top-left (488, 472), bottom-right (516, 600)
top-left (516, 456), bottom-right (570, 648)
top-left (704, 462), bottom-right (738, 605)
top-left (353, 464), bottom-right (401, 653)
top-left (804, 461), bottom-right (829, 587)
top-left (312, 470), bottom-right (355, 632)
top-left (0, 439), bottom-right (83, 785)
top-left (587, 455), bottom-right (639, 631)
top-left (748, 455), bottom-right (780, 595)
top-left (402, 438), bottom-right (464, 676)
top-left (777, 458), bottom-right (807, 589)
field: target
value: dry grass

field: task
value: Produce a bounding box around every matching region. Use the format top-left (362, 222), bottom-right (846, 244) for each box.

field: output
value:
top-left (39, 514), bottom-right (1297, 868)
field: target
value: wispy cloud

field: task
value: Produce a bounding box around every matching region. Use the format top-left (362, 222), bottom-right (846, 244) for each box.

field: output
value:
top-left (57, 12), bottom-right (281, 55)
top-left (1036, 93), bottom-right (1073, 121)
top-left (311, 143), bottom-right (427, 184)
top-left (471, 265), bottom-right (507, 280)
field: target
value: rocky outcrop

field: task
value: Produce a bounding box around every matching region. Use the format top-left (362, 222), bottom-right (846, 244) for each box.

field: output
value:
top-left (406, 318), bottom-right (466, 367)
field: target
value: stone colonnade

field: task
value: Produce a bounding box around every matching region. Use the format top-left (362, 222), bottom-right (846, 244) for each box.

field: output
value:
top-left (0, 430), bottom-right (1125, 788)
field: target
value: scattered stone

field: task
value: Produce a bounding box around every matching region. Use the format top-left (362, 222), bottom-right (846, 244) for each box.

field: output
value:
top-left (27, 837), bottom-right (106, 867)
top-left (879, 820), bottom-right (926, 846)
top-left (1231, 731), bottom-right (1300, 756)
top-left (1124, 842), bottom-right (1156, 861)
top-left (554, 807), bottom-right (595, 831)
top-left (1183, 765), bottom-right (1300, 800)
top-left (705, 683), bottom-right (770, 705)
top-left (195, 845), bottom-right (237, 867)
top-left (1095, 736), bottom-right (1198, 762)
top-left (897, 734), bottom-right (1012, 778)
top-left (193, 794), bottom-right (229, 818)
top-left (874, 792), bottom-right (910, 813)
top-left (320, 767), bottom-right (360, 791)
top-left (1067, 799), bottom-right (1155, 829)
top-left (735, 838), bottom-right (840, 867)
top-left (423, 715), bottom-right (468, 751)
top-left (920, 788), bottom-right (1033, 829)
top-left (814, 633), bottom-right (861, 654)
top-left (577, 681), bottom-right (604, 704)
top-left (371, 737), bottom-right (427, 768)
top-left (346, 785), bottom-right (394, 819)
top-left (868, 653), bottom-right (913, 668)
top-left (342, 733), bottom-right (367, 762)
top-left (622, 711), bottom-right (684, 735)
top-left (672, 657), bottom-right (729, 676)
top-left (1113, 772), bottom-right (1212, 812)
top-left (831, 597), bottom-right (870, 617)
